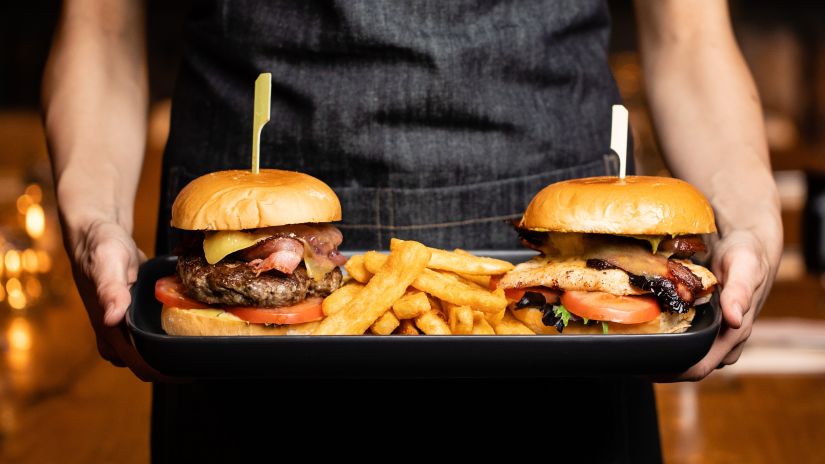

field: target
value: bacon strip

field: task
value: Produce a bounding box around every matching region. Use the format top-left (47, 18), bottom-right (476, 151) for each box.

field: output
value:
top-left (238, 224), bottom-right (346, 276)
top-left (659, 235), bottom-right (706, 258)
top-left (247, 237), bottom-right (304, 275)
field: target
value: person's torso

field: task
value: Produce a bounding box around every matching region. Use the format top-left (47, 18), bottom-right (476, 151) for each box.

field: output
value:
top-left (159, 0), bottom-right (623, 251)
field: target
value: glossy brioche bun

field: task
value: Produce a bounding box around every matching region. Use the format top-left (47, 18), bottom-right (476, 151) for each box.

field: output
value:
top-left (511, 307), bottom-right (696, 335)
top-left (519, 176), bottom-right (716, 235)
top-left (171, 169), bottom-right (341, 230)
top-left (161, 305), bottom-right (319, 336)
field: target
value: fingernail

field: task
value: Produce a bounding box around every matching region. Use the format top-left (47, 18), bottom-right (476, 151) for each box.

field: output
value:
top-left (733, 303), bottom-right (743, 326)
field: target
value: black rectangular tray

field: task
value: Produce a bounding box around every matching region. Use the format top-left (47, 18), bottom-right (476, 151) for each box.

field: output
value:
top-left (126, 252), bottom-right (720, 379)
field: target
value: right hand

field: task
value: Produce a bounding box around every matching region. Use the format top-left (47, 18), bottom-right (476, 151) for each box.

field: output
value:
top-left (68, 218), bottom-right (167, 381)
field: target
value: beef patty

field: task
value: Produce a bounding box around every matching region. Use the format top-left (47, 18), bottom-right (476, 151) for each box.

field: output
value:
top-left (177, 255), bottom-right (343, 307)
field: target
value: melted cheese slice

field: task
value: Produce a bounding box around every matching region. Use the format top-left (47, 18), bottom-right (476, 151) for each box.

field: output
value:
top-left (203, 230), bottom-right (274, 264)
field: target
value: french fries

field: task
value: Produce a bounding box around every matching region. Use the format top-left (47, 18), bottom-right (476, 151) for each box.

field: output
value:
top-left (471, 311), bottom-right (496, 335)
top-left (490, 311), bottom-right (535, 335)
top-left (392, 291), bottom-right (430, 319)
top-left (370, 311), bottom-right (401, 335)
top-left (322, 282), bottom-right (364, 316)
top-left (344, 255), bottom-right (373, 284)
top-left (319, 238), bottom-right (530, 336)
top-left (394, 239), bottom-right (514, 275)
top-left (314, 240), bottom-right (430, 335)
top-left (415, 310), bottom-right (451, 335)
top-left (456, 272), bottom-right (491, 289)
top-left (445, 302), bottom-right (473, 335)
top-left (396, 319), bottom-right (420, 335)
top-left (363, 249), bottom-right (508, 314)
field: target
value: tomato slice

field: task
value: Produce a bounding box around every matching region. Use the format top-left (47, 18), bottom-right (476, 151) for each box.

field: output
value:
top-left (489, 275), bottom-right (560, 304)
top-left (560, 291), bottom-right (661, 324)
top-left (226, 298), bottom-right (324, 325)
top-left (155, 276), bottom-right (212, 309)
top-left (503, 287), bottom-right (560, 304)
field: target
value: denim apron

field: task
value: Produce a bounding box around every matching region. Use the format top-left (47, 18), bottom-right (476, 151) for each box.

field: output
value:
top-left (153, 1), bottom-right (658, 462)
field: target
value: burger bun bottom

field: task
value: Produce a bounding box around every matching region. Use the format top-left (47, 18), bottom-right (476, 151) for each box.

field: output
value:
top-left (511, 306), bottom-right (695, 335)
top-left (161, 305), bottom-right (319, 336)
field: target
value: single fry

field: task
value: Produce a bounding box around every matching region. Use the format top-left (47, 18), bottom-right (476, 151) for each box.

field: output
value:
top-left (415, 310), bottom-right (451, 335)
top-left (413, 269), bottom-right (507, 313)
top-left (485, 308), bottom-right (506, 326)
top-left (314, 241), bottom-right (431, 335)
top-left (445, 302), bottom-right (473, 335)
top-left (427, 295), bottom-right (442, 312)
top-left (471, 311), bottom-right (496, 335)
top-left (322, 282), bottom-right (364, 316)
top-left (394, 239), bottom-right (514, 275)
top-left (457, 272), bottom-right (491, 289)
top-left (396, 319), bottom-right (420, 335)
top-left (370, 311), bottom-right (401, 335)
top-left (367, 246), bottom-right (508, 314)
top-left (437, 270), bottom-right (486, 290)
top-left (491, 310), bottom-right (535, 335)
top-left (363, 251), bottom-right (388, 274)
top-left (392, 291), bottom-right (430, 319)
top-left (344, 255), bottom-right (373, 283)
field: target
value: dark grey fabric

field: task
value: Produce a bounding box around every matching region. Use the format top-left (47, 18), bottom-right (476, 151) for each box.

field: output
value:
top-left (157, 0), bottom-right (627, 252)
top-left (152, 1), bottom-right (657, 463)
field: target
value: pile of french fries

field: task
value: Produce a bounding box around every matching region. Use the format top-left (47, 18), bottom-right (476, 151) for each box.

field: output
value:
top-left (313, 238), bottom-right (536, 335)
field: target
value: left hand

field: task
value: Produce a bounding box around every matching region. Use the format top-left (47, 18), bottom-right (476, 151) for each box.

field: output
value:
top-left (667, 227), bottom-right (781, 381)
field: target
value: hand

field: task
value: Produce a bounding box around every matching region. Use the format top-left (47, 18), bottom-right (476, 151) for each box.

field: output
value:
top-left (68, 218), bottom-right (167, 382)
top-left (669, 228), bottom-right (780, 381)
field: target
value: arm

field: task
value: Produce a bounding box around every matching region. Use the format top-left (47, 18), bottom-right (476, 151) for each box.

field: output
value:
top-left (43, 0), bottom-right (159, 380)
top-left (634, 0), bottom-right (783, 379)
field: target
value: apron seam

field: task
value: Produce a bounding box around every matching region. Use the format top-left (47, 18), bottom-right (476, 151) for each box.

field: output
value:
top-left (338, 213), bottom-right (522, 230)
top-left (330, 158), bottom-right (605, 193)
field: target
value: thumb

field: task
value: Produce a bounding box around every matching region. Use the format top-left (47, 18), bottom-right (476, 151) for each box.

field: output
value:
top-left (90, 240), bottom-right (134, 327)
top-left (717, 247), bottom-right (764, 329)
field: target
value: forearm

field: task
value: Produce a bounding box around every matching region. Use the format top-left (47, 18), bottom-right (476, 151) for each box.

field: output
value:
top-left (635, 0), bottom-right (781, 255)
top-left (42, 0), bottom-right (148, 245)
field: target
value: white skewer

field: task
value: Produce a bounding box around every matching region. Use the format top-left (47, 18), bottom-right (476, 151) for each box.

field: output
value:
top-left (610, 104), bottom-right (629, 179)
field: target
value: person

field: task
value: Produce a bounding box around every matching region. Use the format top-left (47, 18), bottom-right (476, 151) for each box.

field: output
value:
top-left (42, 0), bottom-right (781, 462)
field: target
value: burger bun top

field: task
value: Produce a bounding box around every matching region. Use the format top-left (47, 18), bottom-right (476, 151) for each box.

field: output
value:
top-left (171, 169), bottom-right (341, 230)
top-left (520, 176), bottom-right (716, 235)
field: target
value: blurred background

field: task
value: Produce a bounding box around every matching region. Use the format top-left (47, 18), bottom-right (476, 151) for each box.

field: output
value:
top-left (2, 1), bottom-right (825, 462)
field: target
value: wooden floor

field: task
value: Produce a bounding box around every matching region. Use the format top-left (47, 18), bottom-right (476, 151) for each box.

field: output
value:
top-left (2, 109), bottom-right (825, 463)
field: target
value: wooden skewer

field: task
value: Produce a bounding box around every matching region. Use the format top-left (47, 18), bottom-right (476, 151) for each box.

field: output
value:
top-left (610, 104), bottom-right (629, 179)
top-left (251, 73), bottom-right (272, 174)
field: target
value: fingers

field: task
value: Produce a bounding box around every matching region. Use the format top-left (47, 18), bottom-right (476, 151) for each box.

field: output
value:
top-left (664, 310), bottom-right (755, 382)
top-left (717, 246), bottom-right (765, 329)
top-left (720, 340), bottom-right (747, 366)
top-left (83, 235), bottom-right (137, 327)
top-left (97, 338), bottom-right (126, 368)
top-left (103, 324), bottom-right (176, 383)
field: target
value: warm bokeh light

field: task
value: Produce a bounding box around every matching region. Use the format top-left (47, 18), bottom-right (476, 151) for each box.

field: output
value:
top-left (5, 249), bottom-right (21, 277)
top-left (0, 283), bottom-right (5, 302)
top-left (16, 194), bottom-right (33, 215)
top-left (25, 204), bottom-right (45, 239)
top-left (8, 317), bottom-right (33, 351)
top-left (36, 250), bottom-right (52, 273)
top-left (24, 276), bottom-right (42, 299)
top-left (6, 317), bottom-right (32, 374)
top-left (21, 248), bottom-right (38, 273)
top-left (25, 183), bottom-right (42, 203)
top-left (7, 277), bottom-right (26, 310)
top-left (6, 277), bottom-right (22, 294)
top-left (8, 291), bottom-right (27, 310)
